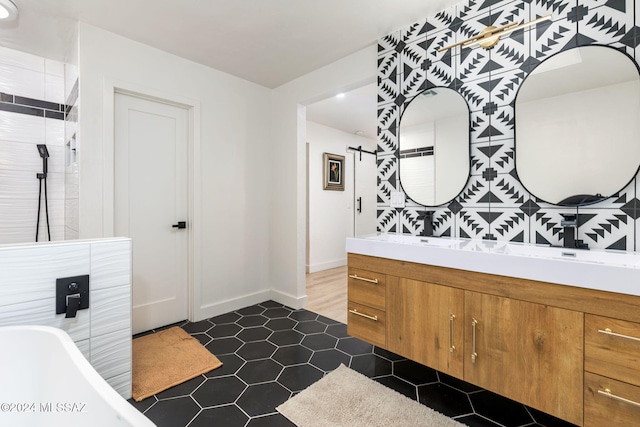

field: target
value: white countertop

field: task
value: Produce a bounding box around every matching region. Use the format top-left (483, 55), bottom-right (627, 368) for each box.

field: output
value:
top-left (346, 233), bottom-right (640, 297)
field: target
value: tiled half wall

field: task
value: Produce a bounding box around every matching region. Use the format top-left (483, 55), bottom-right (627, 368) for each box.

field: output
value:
top-left (0, 238), bottom-right (133, 398)
top-left (377, 0), bottom-right (640, 250)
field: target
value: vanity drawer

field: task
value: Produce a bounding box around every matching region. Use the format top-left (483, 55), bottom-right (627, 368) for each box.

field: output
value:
top-left (348, 268), bottom-right (386, 310)
top-left (585, 372), bottom-right (640, 427)
top-left (585, 314), bottom-right (640, 387)
top-left (347, 301), bottom-right (385, 348)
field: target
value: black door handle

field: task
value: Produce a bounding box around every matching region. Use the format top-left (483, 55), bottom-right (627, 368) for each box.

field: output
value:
top-left (357, 197), bottom-right (362, 213)
top-left (172, 221), bottom-right (187, 229)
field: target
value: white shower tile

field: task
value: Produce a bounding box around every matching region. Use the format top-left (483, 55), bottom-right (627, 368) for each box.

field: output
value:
top-left (90, 329), bottom-right (132, 380)
top-left (0, 227), bottom-right (57, 245)
top-left (0, 111), bottom-right (45, 143)
top-left (90, 239), bottom-right (132, 291)
top-left (45, 117), bottom-right (65, 146)
top-left (36, 225), bottom-right (65, 242)
top-left (0, 64), bottom-right (45, 100)
top-left (64, 119), bottom-right (77, 146)
top-left (75, 338), bottom-right (91, 361)
top-left (65, 198), bottom-right (79, 231)
top-left (107, 371), bottom-right (132, 399)
top-left (0, 170), bottom-right (64, 199)
top-left (0, 140), bottom-right (64, 173)
top-left (0, 297), bottom-right (90, 342)
top-left (0, 45), bottom-right (45, 73)
top-left (36, 205), bottom-right (65, 228)
top-left (64, 64), bottom-right (78, 103)
top-left (64, 226), bottom-right (79, 240)
top-left (0, 227), bottom-right (36, 244)
top-left (91, 285), bottom-right (131, 337)
top-left (64, 64), bottom-right (78, 98)
top-left (45, 74), bottom-right (64, 104)
top-left (45, 58), bottom-right (65, 77)
top-left (0, 243), bottom-right (89, 305)
top-left (65, 168), bottom-right (79, 198)
top-left (0, 197), bottom-right (64, 226)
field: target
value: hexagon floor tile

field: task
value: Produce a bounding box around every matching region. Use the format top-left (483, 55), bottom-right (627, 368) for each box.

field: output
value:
top-left (129, 301), bottom-right (576, 427)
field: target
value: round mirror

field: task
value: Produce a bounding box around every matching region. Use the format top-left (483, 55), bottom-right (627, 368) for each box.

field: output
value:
top-left (399, 87), bottom-right (470, 206)
top-left (515, 46), bottom-right (640, 206)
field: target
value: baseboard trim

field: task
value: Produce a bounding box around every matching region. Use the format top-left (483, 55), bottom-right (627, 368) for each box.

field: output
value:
top-left (271, 289), bottom-right (308, 310)
top-left (194, 290), bottom-right (272, 322)
top-left (307, 258), bottom-right (346, 274)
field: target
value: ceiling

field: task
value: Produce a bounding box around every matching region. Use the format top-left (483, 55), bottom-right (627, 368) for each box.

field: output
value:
top-left (306, 83), bottom-right (378, 140)
top-left (0, 0), bottom-right (460, 136)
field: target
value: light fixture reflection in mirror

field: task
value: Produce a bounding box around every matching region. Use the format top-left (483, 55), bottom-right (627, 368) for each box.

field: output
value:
top-left (399, 87), bottom-right (470, 206)
top-left (515, 45), bottom-right (640, 206)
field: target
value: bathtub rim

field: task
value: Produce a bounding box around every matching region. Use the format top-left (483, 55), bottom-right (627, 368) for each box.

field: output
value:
top-left (0, 325), bottom-right (154, 426)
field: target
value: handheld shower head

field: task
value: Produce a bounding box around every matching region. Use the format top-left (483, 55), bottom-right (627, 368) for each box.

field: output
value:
top-left (37, 144), bottom-right (49, 159)
top-left (35, 143), bottom-right (51, 242)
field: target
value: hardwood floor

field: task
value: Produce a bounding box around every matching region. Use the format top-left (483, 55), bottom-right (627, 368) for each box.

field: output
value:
top-left (306, 266), bottom-right (347, 323)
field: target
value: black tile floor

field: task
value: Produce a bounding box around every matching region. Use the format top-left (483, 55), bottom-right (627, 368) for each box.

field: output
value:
top-left (129, 301), bottom-right (577, 427)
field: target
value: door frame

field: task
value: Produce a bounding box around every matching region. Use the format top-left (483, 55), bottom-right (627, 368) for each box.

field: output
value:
top-left (102, 78), bottom-right (201, 323)
top-left (350, 147), bottom-right (377, 237)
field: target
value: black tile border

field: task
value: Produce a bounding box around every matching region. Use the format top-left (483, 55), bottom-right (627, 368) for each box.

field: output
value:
top-left (14, 95), bottom-right (61, 112)
top-left (0, 91), bottom-right (70, 121)
top-left (399, 146), bottom-right (434, 158)
top-left (0, 102), bottom-right (44, 117)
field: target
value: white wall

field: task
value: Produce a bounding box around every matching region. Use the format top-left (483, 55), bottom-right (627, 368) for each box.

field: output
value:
top-left (77, 23), bottom-right (273, 321)
top-left (270, 46), bottom-right (377, 308)
top-left (306, 121), bottom-right (376, 273)
top-left (0, 46), bottom-right (66, 244)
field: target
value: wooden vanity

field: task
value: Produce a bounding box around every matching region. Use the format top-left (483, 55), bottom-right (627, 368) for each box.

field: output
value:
top-left (346, 235), bottom-right (640, 426)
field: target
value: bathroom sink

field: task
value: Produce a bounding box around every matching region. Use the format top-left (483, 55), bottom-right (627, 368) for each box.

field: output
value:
top-left (361, 233), bottom-right (461, 247)
top-left (347, 233), bottom-right (640, 297)
top-left (497, 243), bottom-right (640, 267)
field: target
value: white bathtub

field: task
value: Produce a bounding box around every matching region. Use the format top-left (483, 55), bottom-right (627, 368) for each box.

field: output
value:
top-left (0, 325), bottom-right (155, 427)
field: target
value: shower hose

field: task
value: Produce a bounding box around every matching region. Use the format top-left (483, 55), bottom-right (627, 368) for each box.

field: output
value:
top-left (35, 169), bottom-right (51, 242)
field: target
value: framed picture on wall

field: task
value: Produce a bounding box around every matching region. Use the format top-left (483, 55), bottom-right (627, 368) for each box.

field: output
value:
top-left (323, 153), bottom-right (345, 191)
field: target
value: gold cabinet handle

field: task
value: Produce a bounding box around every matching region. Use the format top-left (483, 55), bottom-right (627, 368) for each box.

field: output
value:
top-left (348, 274), bottom-right (378, 284)
top-left (349, 309), bottom-right (378, 321)
top-left (449, 313), bottom-right (456, 353)
top-left (598, 328), bottom-right (640, 343)
top-left (598, 388), bottom-right (640, 408)
top-left (471, 318), bottom-right (478, 363)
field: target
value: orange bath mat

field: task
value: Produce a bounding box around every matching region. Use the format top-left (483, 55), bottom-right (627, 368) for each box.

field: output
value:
top-left (132, 326), bottom-right (222, 401)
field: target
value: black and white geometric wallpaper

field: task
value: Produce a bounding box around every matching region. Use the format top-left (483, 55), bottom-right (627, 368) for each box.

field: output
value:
top-left (377, 0), bottom-right (640, 251)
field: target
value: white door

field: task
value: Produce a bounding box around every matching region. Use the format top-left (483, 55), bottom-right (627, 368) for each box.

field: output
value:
top-left (354, 152), bottom-right (377, 236)
top-left (114, 93), bottom-right (189, 334)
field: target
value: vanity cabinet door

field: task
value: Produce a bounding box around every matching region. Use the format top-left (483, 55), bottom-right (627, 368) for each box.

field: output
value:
top-left (464, 291), bottom-right (584, 426)
top-left (387, 278), bottom-right (464, 378)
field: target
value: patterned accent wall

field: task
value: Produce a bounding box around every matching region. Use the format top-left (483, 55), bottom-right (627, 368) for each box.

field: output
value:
top-left (377, 0), bottom-right (640, 251)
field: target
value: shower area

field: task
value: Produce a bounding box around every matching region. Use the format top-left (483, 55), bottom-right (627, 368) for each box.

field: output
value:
top-left (0, 43), bottom-right (79, 245)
